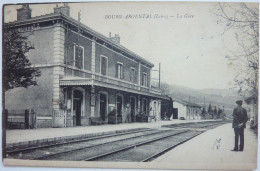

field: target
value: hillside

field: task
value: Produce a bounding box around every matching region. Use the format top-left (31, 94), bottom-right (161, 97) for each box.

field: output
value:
top-left (163, 83), bottom-right (241, 117)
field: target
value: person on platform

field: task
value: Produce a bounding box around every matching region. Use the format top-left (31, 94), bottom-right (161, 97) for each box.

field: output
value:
top-left (231, 100), bottom-right (248, 152)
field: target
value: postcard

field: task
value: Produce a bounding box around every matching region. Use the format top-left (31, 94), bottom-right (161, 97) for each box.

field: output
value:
top-left (2, 1), bottom-right (258, 170)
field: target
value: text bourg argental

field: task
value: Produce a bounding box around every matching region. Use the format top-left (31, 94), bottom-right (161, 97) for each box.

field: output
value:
top-left (105, 13), bottom-right (194, 19)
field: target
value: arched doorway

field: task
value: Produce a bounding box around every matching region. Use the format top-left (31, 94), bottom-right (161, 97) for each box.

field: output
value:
top-left (116, 95), bottom-right (123, 123)
top-left (73, 90), bottom-right (83, 126)
top-left (130, 97), bottom-right (136, 122)
top-left (100, 93), bottom-right (107, 122)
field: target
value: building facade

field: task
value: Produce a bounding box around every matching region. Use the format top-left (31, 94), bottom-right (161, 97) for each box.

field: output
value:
top-left (4, 4), bottom-right (166, 128)
top-left (172, 100), bottom-right (201, 120)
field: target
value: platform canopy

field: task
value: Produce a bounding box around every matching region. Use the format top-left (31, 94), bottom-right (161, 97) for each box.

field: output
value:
top-left (60, 76), bottom-right (169, 100)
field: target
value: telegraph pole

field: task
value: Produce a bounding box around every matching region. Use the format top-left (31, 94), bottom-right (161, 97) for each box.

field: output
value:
top-left (76, 10), bottom-right (81, 68)
top-left (77, 11), bottom-right (81, 44)
top-left (151, 63), bottom-right (161, 90)
top-left (159, 63), bottom-right (161, 89)
top-left (65, 24), bottom-right (69, 76)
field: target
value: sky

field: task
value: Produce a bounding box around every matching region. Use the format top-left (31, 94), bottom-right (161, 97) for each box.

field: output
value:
top-left (3, 2), bottom-right (258, 90)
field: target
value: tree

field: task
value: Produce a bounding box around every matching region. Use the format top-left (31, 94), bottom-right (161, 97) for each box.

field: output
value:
top-left (3, 29), bottom-right (41, 91)
top-left (201, 106), bottom-right (207, 118)
top-left (208, 103), bottom-right (213, 119)
top-left (217, 108), bottom-right (222, 118)
top-left (214, 106), bottom-right (217, 119)
top-left (215, 3), bottom-right (258, 97)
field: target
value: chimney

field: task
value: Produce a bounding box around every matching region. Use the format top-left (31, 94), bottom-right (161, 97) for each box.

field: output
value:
top-left (109, 34), bottom-right (120, 44)
top-left (17, 4), bottom-right (32, 21)
top-left (54, 3), bottom-right (70, 16)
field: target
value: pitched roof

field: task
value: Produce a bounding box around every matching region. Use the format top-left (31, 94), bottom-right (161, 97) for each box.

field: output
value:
top-left (5, 12), bottom-right (154, 67)
top-left (173, 99), bottom-right (201, 108)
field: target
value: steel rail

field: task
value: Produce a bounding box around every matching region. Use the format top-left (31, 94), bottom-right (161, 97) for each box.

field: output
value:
top-left (33, 129), bottom-right (173, 160)
top-left (167, 122), bottom-right (227, 129)
top-left (84, 122), bottom-right (227, 162)
top-left (164, 121), bottom-right (229, 128)
top-left (6, 128), bottom-right (151, 155)
top-left (84, 130), bottom-right (189, 161)
top-left (141, 122), bottom-right (228, 162)
top-left (8, 121), bottom-right (227, 161)
top-left (141, 132), bottom-right (203, 162)
top-left (35, 122), bottom-right (225, 160)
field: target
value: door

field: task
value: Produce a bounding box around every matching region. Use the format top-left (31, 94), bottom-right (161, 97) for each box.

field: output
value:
top-left (143, 99), bottom-right (147, 114)
top-left (100, 93), bottom-right (107, 121)
top-left (116, 96), bottom-right (123, 123)
top-left (130, 97), bottom-right (136, 122)
top-left (173, 108), bottom-right (178, 119)
top-left (74, 100), bottom-right (81, 125)
top-left (73, 90), bottom-right (83, 126)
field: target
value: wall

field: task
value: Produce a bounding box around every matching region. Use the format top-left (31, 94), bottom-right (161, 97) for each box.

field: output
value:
top-left (95, 43), bottom-right (139, 84)
top-left (150, 100), bottom-right (161, 121)
top-left (65, 30), bottom-right (92, 71)
top-left (24, 27), bottom-right (54, 64)
top-left (173, 101), bottom-right (186, 119)
top-left (92, 87), bottom-right (139, 123)
top-left (64, 86), bottom-right (91, 126)
top-left (5, 67), bottom-right (54, 120)
top-left (186, 106), bottom-right (201, 120)
top-left (83, 88), bottom-right (91, 125)
top-left (5, 26), bottom-right (55, 128)
top-left (140, 65), bottom-right (151, 87)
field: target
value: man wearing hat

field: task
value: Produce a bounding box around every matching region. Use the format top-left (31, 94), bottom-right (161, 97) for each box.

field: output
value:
top-left (231, 100), bottom-right (248, 151)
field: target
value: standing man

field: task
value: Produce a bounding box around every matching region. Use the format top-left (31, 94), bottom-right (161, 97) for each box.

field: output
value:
top-left (231, 100), bottom-right (248, 151)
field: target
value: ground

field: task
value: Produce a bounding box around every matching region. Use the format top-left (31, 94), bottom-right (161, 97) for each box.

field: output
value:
top-left (3, 120), bottom-right (258, 170)
top-left (153, 123), bottom-right (257, 170)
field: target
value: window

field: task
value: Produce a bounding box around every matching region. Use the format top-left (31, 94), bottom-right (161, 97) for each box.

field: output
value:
top-left (142, 72), bottom-right (147, 87)
top-left (74, 45), bottom-right (84, 69)
top-left (116, 62), bottom-right (124, 79)
top-left (101, 56), bottom-right (108, 75)
top-left (130, 67), bottom-right (136, 83)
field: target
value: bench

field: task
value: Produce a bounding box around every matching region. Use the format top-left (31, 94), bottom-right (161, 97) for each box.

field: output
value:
top-left (8, 115), bottom-right (26, 129)
top-left (148, 116), bottom-right (157, 122)
top-left (90, 117), bottom-right (107, 125)
top-left (136, 114), bottom-right (148, 122)
top-left (7, 109), bottom-right (37, 129)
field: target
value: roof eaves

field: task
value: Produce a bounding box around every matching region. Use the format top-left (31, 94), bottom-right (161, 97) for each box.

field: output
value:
top-left (61, 14), bottom-right (154, 67)
top-left (4, 13), bottom-right (60, 27)
top-left (4, 13), bottom-right (154, 68)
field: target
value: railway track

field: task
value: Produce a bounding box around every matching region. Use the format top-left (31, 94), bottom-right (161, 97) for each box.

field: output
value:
top-left (163, 120), bottom-right (230, 129)
top-left (86, 130), bottom-right (201, 162)
top-left (6, 121), bottom-right (228, 162)
top-left (7, 128), bottom-right (160, 159)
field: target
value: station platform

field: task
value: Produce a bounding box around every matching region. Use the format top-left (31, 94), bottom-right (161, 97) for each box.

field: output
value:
top-left (6, 119), bottom-right (214, 148)
top-left (153, 123), bottom-right (258, 170)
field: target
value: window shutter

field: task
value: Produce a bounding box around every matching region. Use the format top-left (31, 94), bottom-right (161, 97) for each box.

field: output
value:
top-left (116, 64), bottom-right (118, 78)
top-left (129, 70), bottom-right (132, 82)
top-left (101, 57), bottom-right (107, 75)
top-left (75, 46), bottom-right (77, 67)
top-left (122, 65), bottom-right (125, 79)
top-left (142, 74), bottom-right (144, 86)
top-left (75, 46), bottom-right (83, 69)
top-left (147, 74), bottom-right (148, 87)
top-left (130, 69), bottom-right (133, 82)
top-left (79, 47), bottom-right (83, 69)
top-left (134, 70), bottom-right (137, 83)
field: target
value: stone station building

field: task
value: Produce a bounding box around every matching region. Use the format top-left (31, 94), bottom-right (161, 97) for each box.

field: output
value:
top-left (4, 4), bottom-right (167, 128)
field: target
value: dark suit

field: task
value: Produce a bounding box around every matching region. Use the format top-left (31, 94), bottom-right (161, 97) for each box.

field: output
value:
top-left (232, 106), bottom-right (248, 151)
